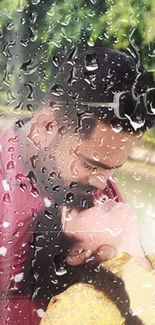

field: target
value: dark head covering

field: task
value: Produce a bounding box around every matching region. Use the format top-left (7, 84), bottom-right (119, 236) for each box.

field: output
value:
top-left (49, 47), bottom-right (155, 132)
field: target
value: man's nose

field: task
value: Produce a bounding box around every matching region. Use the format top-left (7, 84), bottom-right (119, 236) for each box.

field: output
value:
top-left (88, 170), bottom-right (113, 190)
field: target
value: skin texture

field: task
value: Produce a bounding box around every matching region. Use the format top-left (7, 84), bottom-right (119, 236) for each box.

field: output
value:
top-left (18, 107), bottom-right (148, 267)
top-left (62, 201), bottom-right (151, 270)
top-left (20, 108), bottom-right (137, 191)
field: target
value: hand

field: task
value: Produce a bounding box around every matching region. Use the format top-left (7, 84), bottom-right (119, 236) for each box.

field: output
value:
top-left (62, 201), bottom-right (149, 268)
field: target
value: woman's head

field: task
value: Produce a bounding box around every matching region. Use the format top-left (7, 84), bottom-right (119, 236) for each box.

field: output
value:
top-left (62, 200), bottom-right (146, 266)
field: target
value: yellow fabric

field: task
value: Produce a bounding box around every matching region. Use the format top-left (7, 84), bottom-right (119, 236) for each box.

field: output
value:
top-left (41, 283), bottom-right (123, 325)
top-left (104, 254), bottom-right (155, 325)
top-left (40, 254), bottom-right (155, 325)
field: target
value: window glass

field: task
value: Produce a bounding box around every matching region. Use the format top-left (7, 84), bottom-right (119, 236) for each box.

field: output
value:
top-left (0, 1), bottom-right (155, 324)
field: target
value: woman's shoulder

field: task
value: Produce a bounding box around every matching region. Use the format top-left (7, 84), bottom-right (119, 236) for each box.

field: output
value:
top-left (40, 282), bottom-right (124, 325)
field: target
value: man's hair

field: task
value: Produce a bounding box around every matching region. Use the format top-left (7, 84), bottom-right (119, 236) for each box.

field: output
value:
top-left (48, 47), bottom-right (155, 135)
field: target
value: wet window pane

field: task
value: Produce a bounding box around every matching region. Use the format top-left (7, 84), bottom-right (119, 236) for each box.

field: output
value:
top-left (0, 1), bottom-right (155, 324)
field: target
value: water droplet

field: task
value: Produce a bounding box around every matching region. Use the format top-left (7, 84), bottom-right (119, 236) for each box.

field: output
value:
top-left (6, 22), bottom-right (14, 31)
top-left (125, 114), bottom-right (145, 131)
top-left (55, 268), bottom-right (67, 276)
top-left (30, 187), bottom-right (39, 198)
top-left (30, 155), bottom-right (39, 169)
top-left (133, 174), bottom-right (141, 181)
top-left (14, 272), bottom-right (24, 283)
top-left (6, 160), bottom-right (15, 170)
top-left (58, 126), bottom-right (65, 136)
top-left (90, 0), bottom-right (96, 4)
top-left (52, 54), bottom-right (59, 67)
top-left (69, 160), bottom-right (79, 177)
top-left (20, 38), bottom-right (29, 47)
top-left (120, 145), bottom-right (125, 150)
top-left (50, 84), bottom-right (64, 96)
top-left (29, 12), bottom-right (38, 24)
top-left (45, 121), bottom-right (54, 134)
top-left (101, 126), bottom-right (107, 132)
top-left (3, 41), bottom-right (15, 59)
top-left (87, 39), bottom-right (95, 47)
top-left (85, 53), bottom-right (98, 71)
top-left (8, 147), bottom-right (14, 152)
top-left (8, 136), bottom-right (18, 143)
top-left (65, 192), bottom-right (74, 204)
top-left (67, 67), bottom-right (77, 85)
top-left (121, 137), bottom-right (129, 142)
top-left (112, 126), bottom-right (123, 133)
top-left (16, 119), bottom-right (25, 128)
top-left (0, 246), bottom-right (7, 256)
top-left (2, 180), bottom-right (10, 192)
top-left (81, 198), bottom-right (87, 209)
top-left (20, 58), bottom-right (38, 75)
top-left (31, 0), bottom-right (41, 5)
top-left (27, 103), bottom-right (34, 115)
top-left (67, 47), bottom-right (78, 63)
top-left (25, 82), bottom-right (34, 100)
top-left (52, 185), bottom-right (61, 192)
top-left (0, 28), bottom-right (3, 38)
top-left (96, 173), bottom-right (106, 183)
top-left (91, 152), bottom-right (100, 161)
top-left (69, 181), bottom-right (77, 189)
top-left (21, 16), bottom-right (26, 25)
top-left (134, 201), bottom-right (144, 209)
top-left (3, 221), bottom-right (9, 228)
top-left (104, 227), bottom-right (123, 237)
top-left (52, 279), bottom-right (58, 284)
top-left (3, 193), bottom-right (11, 204)
top-left (20, 183), bottom-right (27, 192)
top-left (29, 26), bottom-right (37, 42)
top-left (84, 73), bottom-right (96, 85)
top-left (44, 210), bottom-right (53, 219)
top-left (37, 309), bottom-right (45, 318)
top-left (63, 207), bottom-right (73, 221)
top-left (49, 171), bottom-right (56, 178)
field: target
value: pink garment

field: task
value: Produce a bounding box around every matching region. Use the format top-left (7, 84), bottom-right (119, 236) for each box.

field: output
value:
top-left (0, 125), bottom-right (123, 324)
top-left (0, 125), bottom-right (45, 324)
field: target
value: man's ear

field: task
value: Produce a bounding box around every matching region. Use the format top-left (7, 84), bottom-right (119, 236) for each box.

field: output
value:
top-left (36, 108), bottom-right (58, 136)
top-left (27, 108), bottom-right (59, 149)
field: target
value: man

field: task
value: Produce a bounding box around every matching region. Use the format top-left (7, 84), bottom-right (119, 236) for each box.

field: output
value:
top-left (0, 47), bottom-right (154, 324)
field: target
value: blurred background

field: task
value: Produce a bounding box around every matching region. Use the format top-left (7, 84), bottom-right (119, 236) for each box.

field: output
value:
top-left (0, 0), bottom-right (155, 251)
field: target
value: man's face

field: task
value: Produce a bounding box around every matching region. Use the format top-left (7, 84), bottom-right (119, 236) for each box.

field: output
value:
top-left (54, 122), bottom-right (137, 190)
top-left (30, 111), bottom-right (138, 211)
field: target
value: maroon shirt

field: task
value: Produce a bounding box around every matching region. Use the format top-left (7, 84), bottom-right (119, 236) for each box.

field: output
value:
top-left (0, 125), bottom-right (123, 324)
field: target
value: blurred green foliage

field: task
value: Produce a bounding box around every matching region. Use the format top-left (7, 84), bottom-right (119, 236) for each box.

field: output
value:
top-left (0, 0), bottom-right (155, 138)
top-left (0, 0), bottom-right (155, 82)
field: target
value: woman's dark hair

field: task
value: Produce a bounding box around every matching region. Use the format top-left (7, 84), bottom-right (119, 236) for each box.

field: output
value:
top-left (48, 46), bottom-right (155, 136)
top-left (22, 206), bottom-right (143, 325)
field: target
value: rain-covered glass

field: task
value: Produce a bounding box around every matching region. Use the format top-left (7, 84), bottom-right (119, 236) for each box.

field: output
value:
top-left (0, 1), bottom-right (155, 324)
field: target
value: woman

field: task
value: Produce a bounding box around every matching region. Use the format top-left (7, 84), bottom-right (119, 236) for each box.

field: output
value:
top-left (40, 198), bottom-right (155, 325)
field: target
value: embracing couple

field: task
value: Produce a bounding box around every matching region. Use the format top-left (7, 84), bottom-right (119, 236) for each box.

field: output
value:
top-left (0, 47), bottom-right (155, 325)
